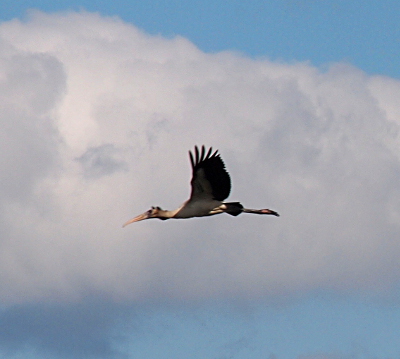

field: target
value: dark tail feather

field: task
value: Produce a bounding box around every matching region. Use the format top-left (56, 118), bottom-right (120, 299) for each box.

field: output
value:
top-left (224, 202), bottom-right (244, 216)
top-left (243, 208), bottom-right (279, 216)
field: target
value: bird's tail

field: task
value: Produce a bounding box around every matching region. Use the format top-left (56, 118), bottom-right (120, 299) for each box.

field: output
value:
top-left (223, 202), bottom-right (244, 216)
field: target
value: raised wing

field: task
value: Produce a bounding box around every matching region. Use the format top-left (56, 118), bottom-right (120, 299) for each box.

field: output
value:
top-left (188, 145), bottom-right (231, 201)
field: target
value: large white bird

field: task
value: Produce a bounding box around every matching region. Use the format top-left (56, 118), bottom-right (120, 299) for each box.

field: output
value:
top-left (123, 146), bottom-right (279, 226)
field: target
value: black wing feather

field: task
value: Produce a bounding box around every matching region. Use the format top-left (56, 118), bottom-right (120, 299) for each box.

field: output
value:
top-left (195, 145), bottom-right (199, 164)
top-left (189, 145), bottom-right (231, 201)
top-left (189, 150), bottom-right (195, 169)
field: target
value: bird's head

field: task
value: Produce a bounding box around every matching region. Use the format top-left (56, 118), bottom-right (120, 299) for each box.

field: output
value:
top-left (123, 206), bottom-right (168, 227)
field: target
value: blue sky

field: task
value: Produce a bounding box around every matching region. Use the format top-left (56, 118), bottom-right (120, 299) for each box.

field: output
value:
top-left (1, 1), bottom-right (400, 359)
top-left (1, 0), bottom-right (399, 78)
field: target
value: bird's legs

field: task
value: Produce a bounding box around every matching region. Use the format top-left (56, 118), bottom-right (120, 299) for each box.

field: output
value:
top-left (242, 208), bottom-right (279, 216)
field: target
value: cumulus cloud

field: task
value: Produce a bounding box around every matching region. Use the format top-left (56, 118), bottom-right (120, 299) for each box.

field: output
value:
top-left (76, 144), bottom-right (127, 178)
top-left (0, 10), bottom-right (400, 310)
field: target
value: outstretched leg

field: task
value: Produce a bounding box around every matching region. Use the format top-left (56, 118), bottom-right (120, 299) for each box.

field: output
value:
top-left (223, 202), bottom-right (279, 217)
top-left (242, 208), bottom-right (279, 216)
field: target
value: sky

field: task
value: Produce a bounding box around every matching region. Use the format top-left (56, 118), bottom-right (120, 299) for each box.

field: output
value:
top-left (0, 2), bottom-right (400, 359)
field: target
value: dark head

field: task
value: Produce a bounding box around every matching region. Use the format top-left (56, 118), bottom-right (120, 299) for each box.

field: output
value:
top-left (123, 206), bottom-right (168, 227)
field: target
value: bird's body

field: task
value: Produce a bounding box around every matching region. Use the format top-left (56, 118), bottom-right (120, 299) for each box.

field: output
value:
top-left (174, 199), bottom-right (222, 218)
top-left (123, 146), bottom-right (279, 226)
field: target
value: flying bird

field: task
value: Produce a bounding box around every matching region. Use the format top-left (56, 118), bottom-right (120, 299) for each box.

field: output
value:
top-left (123, 146), bottom-right (279, 226)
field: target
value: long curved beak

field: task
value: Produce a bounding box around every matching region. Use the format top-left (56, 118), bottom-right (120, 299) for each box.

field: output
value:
top-left (122, 212), bottom-right (149, 227)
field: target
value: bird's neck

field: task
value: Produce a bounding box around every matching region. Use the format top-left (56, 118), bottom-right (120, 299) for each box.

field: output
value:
top-left (159, 208), bottom-right (180, 219)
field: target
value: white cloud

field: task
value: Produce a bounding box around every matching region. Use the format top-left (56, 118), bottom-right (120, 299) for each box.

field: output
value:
top-left (1, 10), bottom-right (400, 304)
